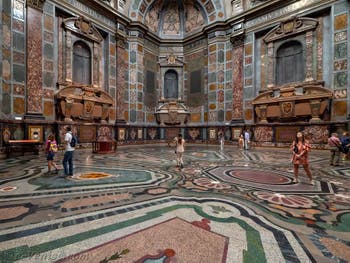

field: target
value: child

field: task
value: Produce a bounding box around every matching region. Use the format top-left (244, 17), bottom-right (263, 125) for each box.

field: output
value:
top-left (45, 134), bottom-right (59, 174)
top-left (238, 134), bottom-right (244, 149)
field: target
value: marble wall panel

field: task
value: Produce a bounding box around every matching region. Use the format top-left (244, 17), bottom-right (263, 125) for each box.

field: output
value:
top-left (2, 60), bottom-right (11, 81)
top-left (191, 113), bottom-right (201, 122)
top-left (44, 60), bottom-right (54, 71)
top-left (13, 64), bottom-right (25, 83)
top-left (44, 101), bottom-right (54, 116)
top-left (333, 101), bottom-right (347, 116)
top-left (334, 60), bottom-right (347, 71)
top-left (303, 126), bottom-right (329, 144)
top-left (43, 88), bottom-right (54, 99)
top-left (334, 14), bottom-right (347, 30)
top-left (13, 84), bottom-right (25, 96)
top-left (13, 51), bottom-right (24, 64)
top-left (334, 89), bottom-right (347, 99)
top-left (254, 126), bottom-right (273, 142)
top-left (2, 94), bottom-right (11, 114)
top-left (334, 42), bottom-right (347, 59)
top-left (334, 31), bottom-right (347, 42)
top-left (244, 108), bottom-right (253, 121)
top-left (44, 31), bottom-right (53, 43)
top-left (44, 14), bottom-right (53, 31)
top-left (13, 97), bottom-right (25, 114)
top-left (245, 44), bottom-right (252, 56)
top-left (334, 72), bottom-right (347, 89)
top-left (12, 19), bottom-right (24, 32)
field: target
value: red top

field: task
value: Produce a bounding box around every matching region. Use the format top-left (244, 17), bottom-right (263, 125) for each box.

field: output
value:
top-left (291, 140), bottom-right (311, 165)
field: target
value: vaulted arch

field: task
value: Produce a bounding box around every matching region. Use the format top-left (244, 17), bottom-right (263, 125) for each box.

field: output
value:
top-left (129, 0), bottom-right (225, 36)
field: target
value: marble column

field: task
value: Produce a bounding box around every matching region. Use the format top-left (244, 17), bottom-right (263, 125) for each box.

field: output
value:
top-left (25, 0), bottom-right (45, 119)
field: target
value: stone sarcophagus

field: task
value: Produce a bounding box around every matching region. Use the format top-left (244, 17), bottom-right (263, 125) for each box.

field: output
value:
top-left (155, 99), bottom-right (190, 126)
top-left (252, 81), bottom-right (333, 123)
top-left (56, 85), bottom-right (114, 123)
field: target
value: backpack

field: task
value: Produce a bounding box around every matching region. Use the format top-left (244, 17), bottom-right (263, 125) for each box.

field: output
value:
top-left (49, 141), bottom-right (58, 153)
top-left (70, 135), bottom-right (77, 147)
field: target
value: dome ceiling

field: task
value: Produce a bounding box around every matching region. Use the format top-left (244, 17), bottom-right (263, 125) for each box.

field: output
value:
top-left (129, 0), bottom-right (225, 39)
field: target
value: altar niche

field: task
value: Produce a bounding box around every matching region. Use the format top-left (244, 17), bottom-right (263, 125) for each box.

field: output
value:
top-left (155, 55), bottom-right (190, 126)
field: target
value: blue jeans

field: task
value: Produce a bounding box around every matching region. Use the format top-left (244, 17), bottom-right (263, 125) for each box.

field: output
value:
top-left (63, 151), bottom-right (74, 175)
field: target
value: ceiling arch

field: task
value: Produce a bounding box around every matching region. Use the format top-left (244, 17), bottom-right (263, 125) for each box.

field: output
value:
top-left (129, 0), bottom-right (225, 38)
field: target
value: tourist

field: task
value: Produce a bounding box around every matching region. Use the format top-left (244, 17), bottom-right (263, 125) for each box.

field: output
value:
top-left (62, 126), bottom-right (75, 177)
top-left (291, 132), bottom-right (313, 184)
top-left (328, 132), bottom-right (341, 166)
top-left (45, 134), bottom-right (58, 174)
top-left (244, 129), bottom-right (250, 150)
top-left (169, 133), bottom-right (185, 168)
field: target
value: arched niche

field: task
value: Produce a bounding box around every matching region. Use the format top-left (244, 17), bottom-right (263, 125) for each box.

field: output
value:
top-left (164, 69), bottom-right (178, 99)
top-left (276, 40), bottom-right (305, 85)
top-left (73, 41), bottom-right (92, 85)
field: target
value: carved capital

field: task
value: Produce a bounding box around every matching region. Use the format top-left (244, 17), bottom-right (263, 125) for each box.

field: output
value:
top-left (116, 31), bottom-right (127, 48)
top-left (230, 30), bottom-right (245, 47)
top-left (26, 0), bottom-right (45, 11)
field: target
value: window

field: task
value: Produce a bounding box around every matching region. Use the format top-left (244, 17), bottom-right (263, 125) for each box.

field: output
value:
top-left (276, 41), bottom-right (305, 85)
top-left (164, 70), bottom-right (178, 99)
top-left (73, 41), bottom-right (91, 85)
top-left (118, 0), bottom-right (126, 9)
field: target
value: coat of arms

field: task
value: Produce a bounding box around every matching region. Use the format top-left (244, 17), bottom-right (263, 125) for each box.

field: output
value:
top-left (280, 101), bottom-right (294, 117)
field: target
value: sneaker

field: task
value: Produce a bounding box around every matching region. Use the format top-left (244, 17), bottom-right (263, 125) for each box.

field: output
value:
top-left (292, 178), bottom-right (299, 183)
top-left (310, 180), bottom-right (314, 185)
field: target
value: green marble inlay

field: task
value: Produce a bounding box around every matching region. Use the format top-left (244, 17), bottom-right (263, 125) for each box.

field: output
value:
top-left (225, 90), bottom-right (233, 101)
top-left (334, 43), bottom-right (347, 59)
top-left (208, 72), bottom-right (217, 83)
top-left (13, 32), bottom-right (25, 52)
top-left (43, 72), bottom-right (54, 87)
top-left (130, 50), bottom-right (137, 63)
top-left (44, 44), bottom-right (54, 59)
top-left (334, 72), bottom-right (347, 89)
top-left (244, 65), bottom-right (252, 78)
top-left (0, 203), bottom-right (267, 262)
top-left (226, 71), bottom-right (232, 82)
top-left (29, 168), bottom-right (154, 190)
top-left (218, 50), bottom-right (225, 63)
top-left (317, 212), bottom-right (350, 231)
top-left (13, 64), bottom-right (25, 83)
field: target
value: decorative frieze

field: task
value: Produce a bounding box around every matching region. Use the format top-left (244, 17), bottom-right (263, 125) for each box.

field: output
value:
top-left (26, 0), bottom-right (45, 12)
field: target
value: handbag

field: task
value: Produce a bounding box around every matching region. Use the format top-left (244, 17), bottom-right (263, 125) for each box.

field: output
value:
top-left (293, 145), bottom-right (298, 154)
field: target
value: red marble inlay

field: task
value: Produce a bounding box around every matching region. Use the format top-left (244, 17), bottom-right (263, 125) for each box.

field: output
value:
top-left (232, 45), bottom-right (244, 119)
top-left (229, 170), bottom-right (290, 184)
top-left (27, 7), bottom-right (43, 113)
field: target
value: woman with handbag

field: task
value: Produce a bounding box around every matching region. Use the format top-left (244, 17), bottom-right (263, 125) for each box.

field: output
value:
top-left (290, 132), bottom-right (313, 185)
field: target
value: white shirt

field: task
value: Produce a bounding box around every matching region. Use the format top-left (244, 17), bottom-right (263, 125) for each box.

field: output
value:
top-left (64, 131), bottom-right (75, 151)
top-left (244, 131), bottom-right (250, 141)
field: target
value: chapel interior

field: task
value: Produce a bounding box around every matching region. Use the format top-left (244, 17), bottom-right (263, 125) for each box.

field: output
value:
top-left (0, 0), bottom-right (350, 262)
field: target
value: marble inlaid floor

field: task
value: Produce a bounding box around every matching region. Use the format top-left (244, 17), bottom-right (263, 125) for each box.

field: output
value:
top-left (0, 144), bottom-right (349, 263)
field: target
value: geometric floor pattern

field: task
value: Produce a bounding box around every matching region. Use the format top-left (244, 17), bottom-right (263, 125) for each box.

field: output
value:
top-left (0, 144), bottom-right (349, 262)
